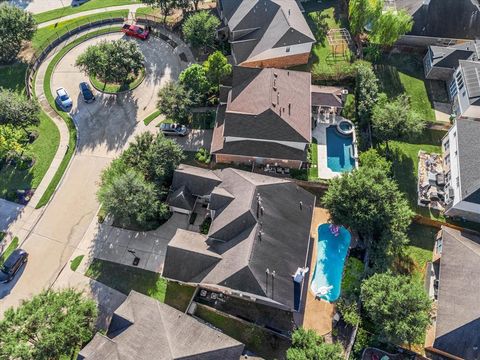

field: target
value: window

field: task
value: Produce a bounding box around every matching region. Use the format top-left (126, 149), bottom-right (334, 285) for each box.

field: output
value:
top-left (443, 139), bottom-right (450, 151)
top-left (449, 79), bottom-right (458, 98)
top-left (456, 176), bottom-right (460, 188)
top-left (456, 71), bottom-right (465, 90)
top-left (436, 237), bottom-right (443, 254)
top-left (444, 154), bottom-right (450, 165)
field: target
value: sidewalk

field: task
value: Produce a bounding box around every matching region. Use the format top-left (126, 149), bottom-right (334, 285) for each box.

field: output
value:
top-left (37, 4), bottom-right (145, 28)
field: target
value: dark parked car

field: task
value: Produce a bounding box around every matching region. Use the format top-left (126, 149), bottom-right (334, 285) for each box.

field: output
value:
top-left (0, 249), bottom-right (28, 283)
top-left (160, 123), bottom-right (188, 136)
top-left (80, 82), bottom-right (95, 103)
top-left (71, 0), bottom-right (90, 7)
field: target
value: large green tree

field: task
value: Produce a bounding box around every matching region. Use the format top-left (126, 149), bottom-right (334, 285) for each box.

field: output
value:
top-left (98, 168), bottom-right (168, 225)
top-left (182, 11), bottom-right (220, 49)
top-left (0, 289), bottom-right (97, 359)
top-left (361, 273), bottom-right (433, 346)
top-left (76, 39), bottom-right (144, 84)
top-left (179, 63), bottom-right (210, 104)
top-left (370, 9), bottom-right (413, 46)
top-left (287, 328), bottom-right (343, 360)
top-left (157, 81), bottom-right (194, 124)
top-left (372, 93), bottom-right (425, 147)
top-left (322, 150), bottom-right (413, 271)
top-left (0, 89), bottom-right (40, 130)
top-left (203, 51), bottom-right (232, 90)
top-left (354, 61), bottom-right (379, 128)
top-left (122, 131), bottom-right (185, 186)
top-left (0, 4), bottom-right (36, 64)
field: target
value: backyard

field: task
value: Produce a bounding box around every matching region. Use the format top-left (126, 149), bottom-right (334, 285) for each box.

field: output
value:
top-left (298, 0), bottom-right (354, 82)
top-left (85, 259), bottom-right (195, 311)
top-left (0, 64), bottom-right (59, 202)
top-left (375, 52), bottom-right (437, 121)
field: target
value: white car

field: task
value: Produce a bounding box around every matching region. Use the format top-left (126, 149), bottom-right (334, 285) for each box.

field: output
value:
top-left (55, 87), bottom-right (73, 111)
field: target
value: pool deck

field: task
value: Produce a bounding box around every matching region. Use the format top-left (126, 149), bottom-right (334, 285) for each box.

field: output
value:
top-left (302, 207), bottom-right (336, 336)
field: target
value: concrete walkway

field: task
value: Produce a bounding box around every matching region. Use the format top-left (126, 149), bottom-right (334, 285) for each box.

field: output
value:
top-left (37, 4), bottom-right (145, 28)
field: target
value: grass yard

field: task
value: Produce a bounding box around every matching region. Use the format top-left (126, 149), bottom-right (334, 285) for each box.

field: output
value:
top-left (195, 303), bottom-right (291, 359)
top-left (341, 257), bottom-right (364, 296)
top-left (308, 140), bottom-right (319, 180)
top-left (33, 0), bottom-right (140, 24)
top-left (299, 1), bottom-right (354, 82)
top-left (403, 223), bottom-right (437, 282)
top-left (31, 10), bottom-right (129, 51)
top-left (164, 282), bottom-right (196, 312)
top-left (387, 129), bottom-right (445, 217)
top-left (375, 53), bottom-right (436, 121)
top-left (143, 109), bottom-right (161, 125)
top-left (0, 64), bottom-right (59, 201)
top-left (85, 259), bottom-right (168, 302)
top-left (0, 237), bottom-right (19, 265)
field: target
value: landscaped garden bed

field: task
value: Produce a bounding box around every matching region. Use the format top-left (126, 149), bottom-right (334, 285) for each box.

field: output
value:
top-left (89, 68), bottom-right (145, 94)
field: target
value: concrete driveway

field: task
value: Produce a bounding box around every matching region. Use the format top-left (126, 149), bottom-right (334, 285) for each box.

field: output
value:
top-left (9, 0), bottom-right (67, 13)
top-left (0, 199), bottom-right (23, 233)
top-left (0, 31), bottom-right (188, 313)
top-left (91, 213), bottom-right (189, 273)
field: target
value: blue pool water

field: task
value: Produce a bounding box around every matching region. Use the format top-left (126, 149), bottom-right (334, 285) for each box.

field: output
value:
top-left (310, 224), bottom-right (352, 302)
top-left (326, 126), bottom-right (355, 172)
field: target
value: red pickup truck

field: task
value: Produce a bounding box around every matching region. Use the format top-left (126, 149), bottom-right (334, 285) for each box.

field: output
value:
top-left (122, 24), bottom-right (149, 40)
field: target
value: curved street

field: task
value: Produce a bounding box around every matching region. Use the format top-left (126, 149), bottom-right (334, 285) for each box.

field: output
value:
top-left (0, 30), bottom-right (191, 313)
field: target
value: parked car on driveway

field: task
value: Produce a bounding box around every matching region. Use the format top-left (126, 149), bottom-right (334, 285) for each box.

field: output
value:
top-left (55, 87), bottom-right (73, 111)
top-left (0, 249), bottom-right (28, 284)
top-left (79, 82), bottom-right (95, 103)
top-left (71, 0), bottom-right (90, 6)
top-left (122, 24), bottom-right (149, 40)
top-left (160, 123), bottom-right (188, 136)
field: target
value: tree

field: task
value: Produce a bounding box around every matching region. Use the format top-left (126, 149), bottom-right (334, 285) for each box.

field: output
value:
top-left (191, 0), bottom-right (201, 10)
top-left (355, 62), bottom-right (378, 127)
top-left (98, 168), bottom-right (168, 225)
top-left (309, 11), bottom-right (329, 44)
top-left (372, 93), bottom-right (425, 148)
top-left (157, 81), bottom-right (194, 124)
top-left (182, 11), bottom-right (220, 49)
top-left (370, 9), bottom-right (413, 46)
top-left (0, 4), bottom-right (36, 64)
top-left (361, 273), bottom-right (433, 346)
top-left (144, 0), bottom-right (177, 23)
top-left (203, 51), bottom-right (232, 90)
top-left (348, 0), bottom-right (382, 53)
top-left (0, 89), bottom-right (40, 130)
top-left (322, 149), bottom-right (413, 271)
top-left (0, 289), bottom-right (97, 359)
top-left (122, 131), bottom-right (185, 186)
top-left (179, 64), bottom-right (210, 104)
top-left (0, 124), bottom-right (26, 160)
top-left (287, 328), bottom-right (343, 360)
top-left (76, 39), bottom-right (144, 84)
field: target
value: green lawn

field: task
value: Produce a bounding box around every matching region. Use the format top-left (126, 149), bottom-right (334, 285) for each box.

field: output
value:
top-left (90, 68), bottom-right (145, 94)
top-left (308, 140), bottom-right (319, 180)
top-left (70, 255), bottom-right (84, 271)
top-left (375, 53), bottom-right (436, 121)
top-left (31, 10), bottom-right (129, 51)
top-left (403, 223), bottom-right (438, 282)
top-left (0, 237), bottom-right (19, 265)
top-left (298, 1), bottom-right (354, 81)
top-left (85, 259), bottom-right (168, 302)
top-left (33, 0), bottom-right (140, 24)
top-left (164, 282), bottom-right (196, 312)
top-left (143, 109), bottom-right (161, 125)
top-left (195, 303), bottom-right (291, 359)
top-left (0, 64), bottom-right (59, 201)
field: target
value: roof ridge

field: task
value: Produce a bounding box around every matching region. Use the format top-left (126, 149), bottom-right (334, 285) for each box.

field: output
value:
top-left (156, 301), bottom-right (174, 359)
top-left (447, 228), bottom-right (480, 258)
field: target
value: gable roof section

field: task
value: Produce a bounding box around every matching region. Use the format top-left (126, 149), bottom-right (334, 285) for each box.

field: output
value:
top-left (429, 44), bottom-right (476, 69)
top-left (164, 167), bottom-right (315, 310)
top-left (170, 164), bottom-right (222, 197)
top-left (459, 60), bottom-right (480, 106)
top-left (433, 227), bottom-right (480, 359)
top-left (79, 291), bottom-right (244, 360)
top-left (456, 118), bottom-right (480, 203)
top-left (219, 0), bottom-right (315, 64)
top-left (166, 185), bottom-right (195, 211)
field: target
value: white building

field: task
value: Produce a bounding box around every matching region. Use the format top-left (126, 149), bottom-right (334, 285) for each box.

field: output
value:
top-left (442, 118), bottom-right (480, 222)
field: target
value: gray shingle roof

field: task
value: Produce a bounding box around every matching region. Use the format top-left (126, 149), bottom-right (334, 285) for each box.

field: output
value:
top-left (456, 118), bottom-right (480, 203)
top-left (164, 167), bottom-right (315, 310)
top-left (433, 227), bottom-right (480, 359)
top-left (219, 0), bottom-right (315, 64)
top-left (397, 0), bottom-right (480, 40)
top-left (211, 66), bottom-right (311, 161)
top-left (167, 185), bottom-right (196, 211)
top-left (429, 44), bottom-right (477, 69)
top-left (459, 60), bottom-right (480, 105)
top-left (78, 291), bottom-right (244, 360)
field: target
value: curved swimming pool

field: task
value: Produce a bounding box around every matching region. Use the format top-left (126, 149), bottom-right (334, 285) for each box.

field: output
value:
top-left (310, 223), bottom-right (351, 302)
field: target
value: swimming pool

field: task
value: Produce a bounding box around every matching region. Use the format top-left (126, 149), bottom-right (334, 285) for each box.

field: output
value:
top-left (310, 223), bottom-right (351, 302)
top-left (326, 126), bottom-right (355, 172)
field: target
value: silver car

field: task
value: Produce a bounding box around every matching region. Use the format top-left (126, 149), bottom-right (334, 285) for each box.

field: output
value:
top-left (55, 87), bottom-right (73, 111)
top-left (160, 123), bottom-right (188, 136)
